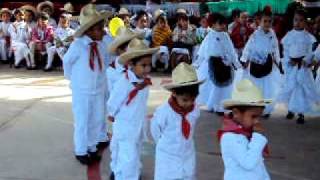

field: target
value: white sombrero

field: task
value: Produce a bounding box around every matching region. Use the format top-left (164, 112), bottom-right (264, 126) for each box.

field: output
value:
top-left (60, 2), bottom-right (75, 13)
top-left (153, 9), bottom-right (165, 22)
top-left (108, 27), bottom-right (144, 55)
top-left (223, 79), bottom-right (272, 109)
top-left (37, 1), bottom-right (54, 13)
top-left (20, 5), bottom-right (37, 17)
top-left (118, 7), bottom-right (130, 16)
top-left (118, 38), bottom-right (159, 65)
top-left (0, 8), bottom-right (12, 16)
top-left (74, 3), bottom-right (112, 37)
top-left (163, 62), bottom-right (204, 90)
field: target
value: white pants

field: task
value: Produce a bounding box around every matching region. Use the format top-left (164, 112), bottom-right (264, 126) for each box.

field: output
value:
top-left (11, 41), bottom-right (31, 66)
top-left (0, 39), bottom-right (9, 61)
top-left (29, 42), bottom-right (52, 66)
top-left (110, 136), bottom-right (142, 180)
top-left (72, 91), bottom-right (106, 155)
top-left (46, 46), bottom-right (67, 69)
top-left (152, 46), bottom-right (169, 69)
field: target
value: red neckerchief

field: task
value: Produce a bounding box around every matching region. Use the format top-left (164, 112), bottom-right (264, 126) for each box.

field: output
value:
top-left (89, 42), bottom-right (103, 71)
top-left (168, 96), bottom-right (194, 140)
top-left (217, 115), bottom-right (270, 157)
top-left (125, 72), bottom-right (152, 105)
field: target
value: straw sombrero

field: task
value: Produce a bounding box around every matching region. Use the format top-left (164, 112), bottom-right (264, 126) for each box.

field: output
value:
top-left (223, 79), bottom-right (272, 109)
top-left (74, 4), bottom-right (112, 37)
top-left (0, 8), bottom-right (11, 16)
top-left (20, 5), bottom-right (37, 17)
top-left (163, 62), bottom-right (204, 90)
top-left (118, 7), bottom-right (130, 16)
top-left (153, 9), bottom-right (166, 22)
top-left (118, 38), bottom-right (159, 65)
top-left (108, 27), bottom-right (144, 55)
top-left (60, 2), bottom-right (74, 13)
top-left (37, 1), bottom-right (54, 13)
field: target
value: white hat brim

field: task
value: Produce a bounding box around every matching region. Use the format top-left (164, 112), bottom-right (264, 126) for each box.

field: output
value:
top-left (119, 48), bottom-right (159, 65)
top-left (37, 1), bottom-right (54, 12)
top-left (74, 11), bottom-right (112, 37)
top-left (108, 32), bottom-right (144, 55)
top-left (0, 9), bottom-right (11, 15)
top-left (163, 79), bottom-right (205, 90)
top-left (223, 99), bottom-right (272, 109)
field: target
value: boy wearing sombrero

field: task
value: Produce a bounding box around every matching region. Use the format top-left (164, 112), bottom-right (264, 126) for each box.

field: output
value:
top-left (37, 1), bottom-right (57, 28)
top-left (20, 5), bottom-right (37, 29)
top-left (63, 4), bottom-right (112, 165)
top-left (218, 79), bottom-right (271, 180)
top-left (107, 38), bottom-right (158, 179)
top-left (107, 27), bottom-right (143, 92)
top-left (151, 62), bottom-right (203, 180)
top-left (0, 8), bottom-right (12, 63)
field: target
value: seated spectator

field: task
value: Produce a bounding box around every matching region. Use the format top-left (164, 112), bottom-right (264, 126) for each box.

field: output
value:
top-left (0, 8), bottom-right (12, 63)
top-left (29, 12), bottom-right (54, 69)
top-left (194, 15), bottom-right (210, 62)
top-left (45, 13), bottom-right (74, 71)
top-left (117, 7), bottom-right (131, 28)
top-left (133, 10), bottom-right (152, 46)
top-left (60, 2), bottom-right (80, 30)
top-left (151, 9), bottom-right (172, 70)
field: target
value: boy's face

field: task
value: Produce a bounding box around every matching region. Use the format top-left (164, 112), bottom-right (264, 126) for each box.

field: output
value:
top-left (260, 16), bottom-right (272, 31)
top-left (294, 14), bottom-right (305, 30)
top-left (239, 12), bottom-right (248, 24)
top-left (1, 13), bottom-right (11, 22)
top-left (121, 15), bottom-right (131, 27)
top-left (86, 21), bottom-right (105, 41)
top-left (233, 107), bottom-right (264, 129)
top-left (157, 18), bottom-right (167, 29)
top-left (178, 18), bottom-right (188, 30)
top-left (137, 15), bottom-right (148, 29)
top-left (59, 17), bottom-right (69, 28)
top-left (38, 19), bottom-right (48, 28)
top-left (173, 93), bottom-right (195, 109)
top-left (200, 17), bottom-right (208, 28)
top-left (131, 56), bottom-right (152, 79)
top-left (214, 22), bottom-right (226, 32)
top-left (15, 12), bottom-right (24, 21)
top-left (24, 11), bottom-right (33, 22)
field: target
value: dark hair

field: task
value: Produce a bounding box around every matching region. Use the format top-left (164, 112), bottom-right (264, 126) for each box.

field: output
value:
top-left (261, 6), bottom-right (273, 17)
top-left (177, 13), bottom-right (188, 21)
top-left (231, 9), bottom-right (241, 20)
top-left (294, 8), bottom-right (307, 20)
top-left (171, 84), bottom-right (199, 97)
top-left (14, 9), bottom-right (24, 16)
top-left (156, 14), bottom-right (167, 24)
top-left (130, 54), bottom-right (152, 65)
top-left (135, 10), bottom-right (148, 22)
top-left (38, 12), bottom-right (49, 20)
top-left (229, 105), bottom-right (265, 112)
top-left (208, 12), bottom-right (227, 25)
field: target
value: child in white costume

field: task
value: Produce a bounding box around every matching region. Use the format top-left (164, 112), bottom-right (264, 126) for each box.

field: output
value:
top-left (195, 13), bottom-right (241, 115)
top-left (151, 63), bottom-right (203, 180)
top-left (8, 9), bottom-right (32, 68)
top-left (314, 45), bottom-right (320, 92)
top-left (45, 13), bottom-right (75, 71)
top-left (219, 79), bottom-right (271, 180)
top-left (241, 9), bottom-right (283, 117)
top-left (278, 9), bottom-right (320, 124)
top-left (107, 38), bottom-right (158, 180)
top-left (63, 4), bottom-right (112, 165)
top-left (0, 8), bottom-right (12, 62)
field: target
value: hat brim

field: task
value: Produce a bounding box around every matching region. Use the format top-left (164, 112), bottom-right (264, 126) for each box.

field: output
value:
top-left (74, 11), bottom-right (112, 37)
top-left (0, 9), bottom-right (12, 15)
top-left (163, 79), bottom-right (205, 90)
top-left (119, 48), bottom-right (159, 65)
top-left (60, 8), bottom-right (75, 13)
top-left (223, 99), bottom-right (272, 110)
top-left (37, 2), bottom-right (54, 12)
top-left (108, 32), bottom-right (144, 55)
top-left (20, 6), bottom-right (37, 16)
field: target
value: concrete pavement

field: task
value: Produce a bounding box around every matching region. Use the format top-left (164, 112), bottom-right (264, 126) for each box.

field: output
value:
top-left (0, 65), bottom-right (319, 180)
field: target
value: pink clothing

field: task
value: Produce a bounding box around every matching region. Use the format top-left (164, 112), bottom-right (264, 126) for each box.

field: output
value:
top-left (31, 25), bottom-right (54, 44)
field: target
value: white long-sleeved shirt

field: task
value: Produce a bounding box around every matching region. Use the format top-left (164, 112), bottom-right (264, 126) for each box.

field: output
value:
top-left (221, 132), bottom-right (270, 180)
top-left (54, 26), bottom-right (75, 47)
top-left (151, 102), bottom-right (200, 179)
top-left (0, 21), bottom-right (11, 38)
top-left (281, 29), bottom-right (316, 65)
top-left (241, 27), bottom-right (280, 64)
top-left (107, 69), bottom-right (149, 141)
top-left (8, 21), bottom-right (29, 43)
top-left (63, 35), bottom-right (108, 94)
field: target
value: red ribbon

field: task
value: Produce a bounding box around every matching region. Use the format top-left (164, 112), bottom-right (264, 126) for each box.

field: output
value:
top-left (89, 42), bottom-right (103, 71)
top-left (217, 115), bottom-right (270, 157)
top-left (125, 74), bottom-right (152, 105)
top-left (168, 96), bottom-right (194, 139)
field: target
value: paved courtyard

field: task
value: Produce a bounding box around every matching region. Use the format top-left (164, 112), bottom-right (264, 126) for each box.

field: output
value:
top-left (0, 65), bottom-right (319, 180)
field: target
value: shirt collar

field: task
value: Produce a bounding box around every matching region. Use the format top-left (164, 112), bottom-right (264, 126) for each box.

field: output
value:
top-left (127, 69), bottom-right (144, 83)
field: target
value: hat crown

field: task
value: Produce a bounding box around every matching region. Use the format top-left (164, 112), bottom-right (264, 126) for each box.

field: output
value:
top-left (126, 38), bottom-right (149, 52)
top-left (118, 7), bottom-right (129, 15)
top-left (79, 4), bottom-right (102, 26)
top-left (116, 27), bottom-right (135, 37)
top-left (176, 8), bottom-right (187, 15)
top-left (171, 63), bottom-right (198, 85)
top-left (63, 3), bottom-right (74, 11)
top-left (232, 79), bottom-right (264, 103)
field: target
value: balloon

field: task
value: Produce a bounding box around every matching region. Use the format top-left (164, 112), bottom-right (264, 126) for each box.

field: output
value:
top-left (109, 17), bottom-right (125, 37)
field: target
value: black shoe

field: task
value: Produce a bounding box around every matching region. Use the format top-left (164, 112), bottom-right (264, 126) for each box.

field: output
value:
top-left (43, 67), bottom-right (53, 72)
top-left (88, 151), bottom-right (101, 162)
top-left (75, 155), bottom-right (92, 165)
top-left (109, 172), bottom-right (115, 180)
top-left (263, 114), bottom-right (270, 119)
top-left (14, 65), bottom-right (21, 69)
top-left (97, 141), bottom-right (110, 151)
top-left (216, 112), bottom-right (225, 116)
top-left (296, 114), bottom-right (305, 124)
top-left (286, 112), bottom-right (295, 119)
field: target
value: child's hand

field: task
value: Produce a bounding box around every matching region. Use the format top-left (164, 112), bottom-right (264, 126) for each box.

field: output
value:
top-left (253, 122), bottom-right (265, 134)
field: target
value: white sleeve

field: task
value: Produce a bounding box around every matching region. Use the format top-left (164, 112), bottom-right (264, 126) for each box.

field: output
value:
top-left (221, 132), bottom-right (267, 170)
top-left (240, 33), bottom-right (254, 63)
top-left (107, 77), bottom-right (130, 117)
top-left (304, 33), bottom-right (317, 64)
top-left (225, 33), bottom-right (240, 68)
top-left (150, 106), bottom-right (167, 143)
top-left (281, 33), bottom-right (291, 66)
top-left (193, 32), bottom-right (210, 67)
top-left (271, 31), bottom-right (281, 64)
top-left (63, 41), bottom-right (78, 80)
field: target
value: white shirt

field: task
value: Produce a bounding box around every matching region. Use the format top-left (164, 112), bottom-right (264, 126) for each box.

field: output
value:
top-left (221, 132), bottom-right (270, 180)
top-left (0, 21), bottom-right (11, 38)
top-left (241, 27), bottom-right (281, 64)
top-left (281, 29), bottom-right (316, 64)
top-left (107, 69), bottom-right (149, 141)
top-left (8, 21), bottom-right (29, 43)
top-left (63, 35), bottom-right (108, 94)
top-left (54, 26), bottom-right (75, 46)
top-left (151, 102), bottom-right (200, 179)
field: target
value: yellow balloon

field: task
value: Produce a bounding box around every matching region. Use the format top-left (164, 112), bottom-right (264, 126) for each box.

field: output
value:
top-left (109, 17), bottom-right (125, 37)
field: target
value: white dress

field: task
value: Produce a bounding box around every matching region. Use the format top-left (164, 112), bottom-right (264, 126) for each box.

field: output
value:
top-left (195, 29), bottom-right (241, 112)
top-left (241, 27), bottom-right (283, 114)
top-left (0, 21), bottom-right (11, 61)
top-left (151, 102), bottom-right (200, 180)
top-left (277, 29), bottom-right (320, 114)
